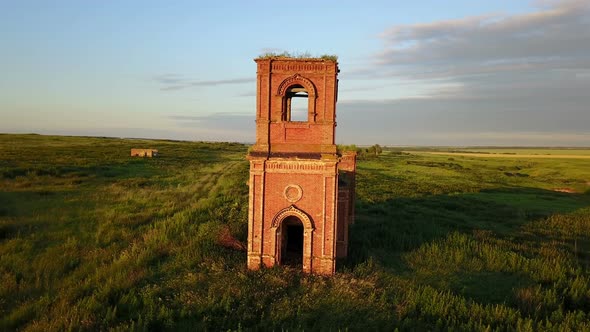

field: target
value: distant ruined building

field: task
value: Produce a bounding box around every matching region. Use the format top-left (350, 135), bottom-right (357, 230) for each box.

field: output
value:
top-left (247, 56), bottom-right (356, 275)
top-left (130, 149), bottom-right (158, 157)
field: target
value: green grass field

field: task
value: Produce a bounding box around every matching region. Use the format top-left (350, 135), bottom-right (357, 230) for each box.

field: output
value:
top-left (443, 148), bottom-right (590, 156)
top-left (1, 134), bottom-right (590, 331)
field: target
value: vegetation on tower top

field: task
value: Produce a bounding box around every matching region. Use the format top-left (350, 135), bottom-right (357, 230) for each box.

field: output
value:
top-left (256, 51), bottom-right (338, 61)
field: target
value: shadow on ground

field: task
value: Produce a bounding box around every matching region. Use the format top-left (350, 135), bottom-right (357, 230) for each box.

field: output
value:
top-left (347, 187), bottom-right (590, 269)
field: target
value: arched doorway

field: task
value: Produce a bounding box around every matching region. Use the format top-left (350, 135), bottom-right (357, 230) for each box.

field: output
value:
top-left (271, 205), bottom-right (314, 272)
top-left (280, 216), bottom-right (304, 267)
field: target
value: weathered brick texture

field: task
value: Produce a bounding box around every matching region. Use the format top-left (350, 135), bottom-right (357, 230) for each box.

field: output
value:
top-left (247, 57), bottom-right (356, 275)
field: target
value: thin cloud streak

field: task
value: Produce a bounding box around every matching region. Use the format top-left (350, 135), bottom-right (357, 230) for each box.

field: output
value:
top-left (154, 74), bottom-right (254, 91)
top-left (168, 113), bottom-right (255, 136)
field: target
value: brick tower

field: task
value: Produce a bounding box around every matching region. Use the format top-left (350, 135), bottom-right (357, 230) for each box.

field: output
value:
top-left (247, 56), bottom-right (356, 275)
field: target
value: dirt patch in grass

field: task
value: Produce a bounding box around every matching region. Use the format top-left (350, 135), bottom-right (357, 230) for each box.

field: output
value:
top-left (553, 188), bottom-right (577, 194)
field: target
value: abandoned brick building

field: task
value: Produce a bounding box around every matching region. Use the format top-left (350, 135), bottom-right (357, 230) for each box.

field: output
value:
top-left (130, 149), bottom-right (158, 157)
top-left (247, 56), bottom-right (356, 275)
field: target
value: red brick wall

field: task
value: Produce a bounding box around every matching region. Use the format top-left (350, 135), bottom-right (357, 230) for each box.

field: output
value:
top-left (252, 58), bottom-right (339, 155)
top-left (247, 58), bottom-right (354, 275)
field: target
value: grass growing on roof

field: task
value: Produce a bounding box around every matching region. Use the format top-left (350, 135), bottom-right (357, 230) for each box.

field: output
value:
top-left (256, 51), bottom-right (338, 61)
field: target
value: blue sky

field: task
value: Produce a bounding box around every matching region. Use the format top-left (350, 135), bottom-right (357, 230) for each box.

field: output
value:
top-left (1, 0), bottom-right (589, 146)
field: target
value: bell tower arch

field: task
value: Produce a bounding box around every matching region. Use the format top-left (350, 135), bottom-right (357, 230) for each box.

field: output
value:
top-left (247, 56), bottom-right (356, 275)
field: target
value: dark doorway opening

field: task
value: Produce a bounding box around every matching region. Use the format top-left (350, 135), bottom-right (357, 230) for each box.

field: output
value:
top-left (281, 216), bottom-right (304, 267)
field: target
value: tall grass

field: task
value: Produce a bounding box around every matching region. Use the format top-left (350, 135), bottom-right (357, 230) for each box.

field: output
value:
top-left (1, 134), bottom-right (589, 330)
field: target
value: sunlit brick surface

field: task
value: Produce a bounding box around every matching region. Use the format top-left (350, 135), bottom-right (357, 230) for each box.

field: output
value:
top-left (247, 58), bottom-right (356, 275)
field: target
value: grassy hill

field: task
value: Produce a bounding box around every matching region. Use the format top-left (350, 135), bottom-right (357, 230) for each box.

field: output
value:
top-left (1, 134), bottom-right (590, 331)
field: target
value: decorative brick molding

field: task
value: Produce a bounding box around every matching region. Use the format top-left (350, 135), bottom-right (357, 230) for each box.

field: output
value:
top-left (271, 205), bottom-right (312, 229)
top-left (265, 160), bottom-right (333, 174)
top-left (277, 74), bottom-right (317, 97)
top-left (247, 57), bottom-right (355, 275)
top-left (284, 185), bottom-right (303, 203)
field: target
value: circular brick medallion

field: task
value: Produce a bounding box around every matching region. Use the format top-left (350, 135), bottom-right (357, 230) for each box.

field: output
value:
top-left (284, 184), bottom-right (303, 203)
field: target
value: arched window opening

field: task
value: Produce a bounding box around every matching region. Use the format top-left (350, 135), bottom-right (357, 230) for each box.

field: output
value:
top-left (280, 216), bottom-right (304, 267)
top-left (284, 85), bottom-right (308, 122)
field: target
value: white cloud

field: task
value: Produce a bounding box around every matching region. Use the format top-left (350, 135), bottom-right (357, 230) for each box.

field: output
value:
top-left (374, 0), bottom-right (590, 79)
top-left (328, 0), bottom-right (590, 145)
